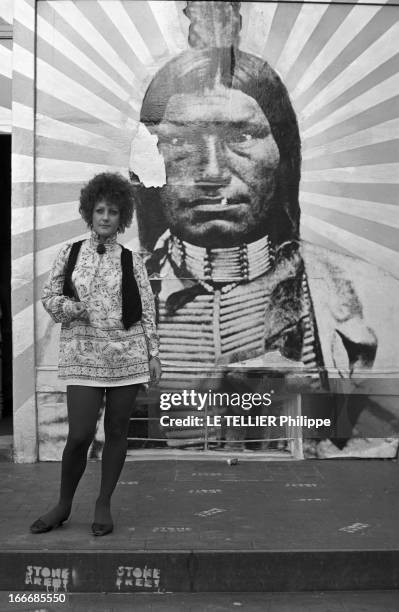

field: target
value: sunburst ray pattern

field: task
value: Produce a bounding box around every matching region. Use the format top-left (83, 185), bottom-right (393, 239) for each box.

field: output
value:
top-left (0, 1), bottom-right (12, 134)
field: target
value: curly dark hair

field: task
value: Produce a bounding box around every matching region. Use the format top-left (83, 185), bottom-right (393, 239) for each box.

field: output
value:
top-left (79, 172), bottom-right (135, 233)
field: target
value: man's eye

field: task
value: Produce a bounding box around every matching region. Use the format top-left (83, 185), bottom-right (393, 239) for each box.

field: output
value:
top-left (227, 126), bottom-right (270, 144)
top-left (229, 132), bottom-right (254, 144)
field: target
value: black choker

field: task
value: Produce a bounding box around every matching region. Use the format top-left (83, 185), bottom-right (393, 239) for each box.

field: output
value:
top-left (97, 243), bottom-right (106, 255)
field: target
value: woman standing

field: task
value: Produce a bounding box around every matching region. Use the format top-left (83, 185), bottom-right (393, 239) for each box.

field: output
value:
top-left (30, 172), bottom-right (161, 536)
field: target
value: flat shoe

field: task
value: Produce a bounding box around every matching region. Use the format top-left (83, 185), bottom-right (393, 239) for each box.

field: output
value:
top-left (30, 517), bottom-right (67, 534)
top-left (91, 522), bottom-right (113, 537)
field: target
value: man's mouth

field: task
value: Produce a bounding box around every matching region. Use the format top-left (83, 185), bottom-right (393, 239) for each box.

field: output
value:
top-left (191, 196), bottom-right (248, 209)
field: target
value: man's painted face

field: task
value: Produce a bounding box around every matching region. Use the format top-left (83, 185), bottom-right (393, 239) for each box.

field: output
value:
top-left (154, 86), bottom-right (280, 248)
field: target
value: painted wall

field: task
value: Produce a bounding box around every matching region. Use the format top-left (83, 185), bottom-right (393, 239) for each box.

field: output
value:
top-left (11, 0), bottom-right (399, 460)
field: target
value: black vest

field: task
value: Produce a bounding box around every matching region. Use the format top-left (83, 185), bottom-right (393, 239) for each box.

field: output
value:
top-left (62, 240), bottom-right (142, 330)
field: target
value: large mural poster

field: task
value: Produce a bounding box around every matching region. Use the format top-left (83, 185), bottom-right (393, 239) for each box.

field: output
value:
top-left (30, 0), bottom-right (399, 459)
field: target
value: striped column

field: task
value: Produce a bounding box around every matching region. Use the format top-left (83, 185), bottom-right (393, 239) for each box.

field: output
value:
top-left (12, 0), bottom-right (37, 462)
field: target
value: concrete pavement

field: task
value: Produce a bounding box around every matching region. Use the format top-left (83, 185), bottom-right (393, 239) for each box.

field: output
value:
top-left (0, 459), bottom-right (398, 593)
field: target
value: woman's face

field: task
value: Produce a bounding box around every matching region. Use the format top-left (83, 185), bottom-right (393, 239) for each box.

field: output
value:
top-left (92, 200), bottom-right (120, 238)
top-left (154, 85), bottom-right (280, 248)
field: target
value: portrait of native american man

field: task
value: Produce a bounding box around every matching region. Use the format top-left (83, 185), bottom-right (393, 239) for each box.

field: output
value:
top-left (129, 1), bottom-right (399, 456)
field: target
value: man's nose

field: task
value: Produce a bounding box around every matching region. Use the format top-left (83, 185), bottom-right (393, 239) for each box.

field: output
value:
top-left (200, 135), bottom-right (229, 185)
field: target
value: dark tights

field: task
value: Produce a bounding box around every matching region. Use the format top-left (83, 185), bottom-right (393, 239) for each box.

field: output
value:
top-left (41, 385), bottom-right (138, 526)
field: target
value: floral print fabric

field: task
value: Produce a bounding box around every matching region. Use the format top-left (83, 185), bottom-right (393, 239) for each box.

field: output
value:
top-left (42, 232), bottom-right (159, 386)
